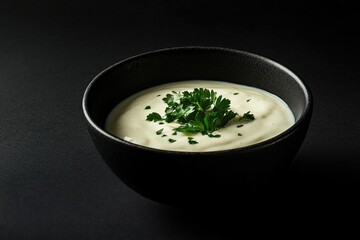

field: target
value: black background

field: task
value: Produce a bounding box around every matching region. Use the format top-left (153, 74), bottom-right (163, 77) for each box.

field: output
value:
top-left (1, 1), bottom-right (360, 238)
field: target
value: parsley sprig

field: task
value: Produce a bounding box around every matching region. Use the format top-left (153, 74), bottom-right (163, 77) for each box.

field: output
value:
top-left (147, 88), bottom-right (255, 138)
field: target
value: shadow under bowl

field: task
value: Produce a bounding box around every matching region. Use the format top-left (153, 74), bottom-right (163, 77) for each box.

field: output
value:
top-left (82, 46), bottom-right (313, 206)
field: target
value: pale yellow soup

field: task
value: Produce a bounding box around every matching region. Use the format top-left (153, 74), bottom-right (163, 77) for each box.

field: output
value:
top-left (105, 80), bottom-right (295, 152)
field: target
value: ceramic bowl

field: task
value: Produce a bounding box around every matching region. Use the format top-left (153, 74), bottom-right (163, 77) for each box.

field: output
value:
top-left (82, 47), bottom-right (312, 206)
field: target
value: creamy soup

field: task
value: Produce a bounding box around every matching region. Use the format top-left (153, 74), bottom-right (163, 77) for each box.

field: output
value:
top-left (105, 80), bottom-right (295, 152)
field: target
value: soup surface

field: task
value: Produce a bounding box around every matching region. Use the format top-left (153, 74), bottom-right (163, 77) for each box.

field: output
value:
top-left (105, 80), bottom-right (295, 152)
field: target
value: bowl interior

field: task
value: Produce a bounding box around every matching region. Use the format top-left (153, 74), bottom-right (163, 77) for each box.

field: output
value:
top-left (85, 47), bottom-right (310, 143)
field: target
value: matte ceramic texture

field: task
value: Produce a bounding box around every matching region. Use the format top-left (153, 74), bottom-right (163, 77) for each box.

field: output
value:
top-left (83, 47), bottom-right (313, 206)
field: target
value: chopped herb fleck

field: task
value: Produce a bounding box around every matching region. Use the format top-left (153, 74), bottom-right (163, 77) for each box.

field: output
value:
top-left (172, 131), bottom-right (177, 135)
top-left (237, 124), bottom-right (244, 128)
top-left (208, 133), bottom-right (221, 138)
top-left (159, 122), bottom-right (164, 125)
top-left (162, 134), bottom-right (167, 137)
top-left (145, 105), bottom-right (151, 110)
top-left (146, 112), bottom-right (163, 122)
top-left (238, 133), bottom-right (242, 136)
top-left (188, 137), bottom-right (198, 145)
top-left (234, 92), bottom-right (239, 95)
top-left (168, 138), bottom-right (176, 143)
top-left (247, 99), bottom-right (251, 102)
top-left (156, 128), bottom-right (164, 135)
top-left (156, 94), bottom-right (161, 97)
top-left (240, 111), bottom-right (255, 121)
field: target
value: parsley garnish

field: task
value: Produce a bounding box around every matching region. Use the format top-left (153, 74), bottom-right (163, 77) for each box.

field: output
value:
top-left (146, 88), bottom-right (256, 144)
top-left (145, 105), bottom-right (151, 110)
top-left (153, 88), bottom-right (237, 136)
top-left (168, 138), bottom-right (176, 143)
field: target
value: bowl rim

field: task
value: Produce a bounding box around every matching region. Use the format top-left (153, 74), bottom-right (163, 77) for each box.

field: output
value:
top-left (82, 46), bottom-right (313, 155)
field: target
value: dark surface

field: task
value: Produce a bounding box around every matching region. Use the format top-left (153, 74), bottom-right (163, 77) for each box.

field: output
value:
top-left (1, 1), bottom-right (359, 238)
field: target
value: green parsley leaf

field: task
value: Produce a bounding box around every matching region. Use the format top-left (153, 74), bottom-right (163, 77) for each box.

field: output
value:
top-left (168, 138), bottom-right (176, 143)
top-left (145, 105), bottom-right (151, 110)
top-left (146, 112), bottom-right (163, 122)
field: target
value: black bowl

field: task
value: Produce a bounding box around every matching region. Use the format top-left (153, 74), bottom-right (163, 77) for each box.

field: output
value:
top-left (82, 46), bottom-right (312, 206)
